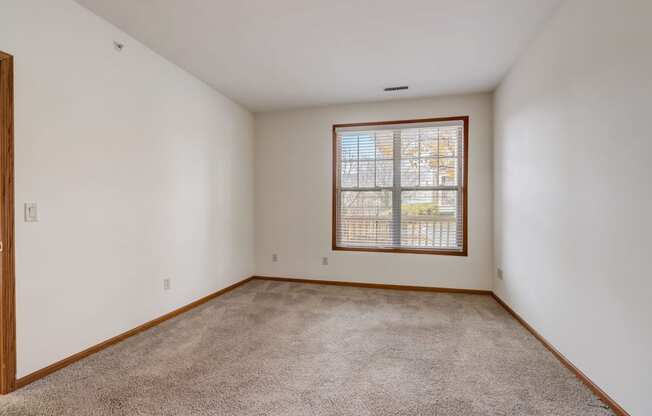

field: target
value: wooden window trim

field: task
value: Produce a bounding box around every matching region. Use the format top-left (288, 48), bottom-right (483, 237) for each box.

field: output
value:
top-left (331, 116), bottom-right (469, 256)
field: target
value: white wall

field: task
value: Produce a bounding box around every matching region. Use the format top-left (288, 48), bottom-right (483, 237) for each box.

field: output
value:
top-left (0, 0), bottom-right (255, 378)
top-left (494, 0), bottom-right (652, 414)
top-left (255, 94), bottom-right (493, 290)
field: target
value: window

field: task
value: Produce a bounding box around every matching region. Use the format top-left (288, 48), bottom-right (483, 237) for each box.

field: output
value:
top-left (332, 116), bottom-right (468, 255)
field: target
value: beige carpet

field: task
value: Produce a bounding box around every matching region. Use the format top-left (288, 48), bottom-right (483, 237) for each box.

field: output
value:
top-left (0, 280), bottom-right (613, 415)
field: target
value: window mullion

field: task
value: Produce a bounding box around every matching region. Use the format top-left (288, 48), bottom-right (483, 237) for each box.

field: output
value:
top-left (373, 132), bottom-right (377, 187)
top-left (356, 136), bottom-right (360, 187)
top-left (392, 129), bottom-right (401, 248)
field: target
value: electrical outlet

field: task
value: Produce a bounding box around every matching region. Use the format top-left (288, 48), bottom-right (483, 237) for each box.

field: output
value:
top-left (497, 268), bottom-right (504, 280)
top-left (272, 254), bottom-right (278, 262)
top-left (322, 257), bottom-right (328, 266)
top-left (163, 278), bottom-right (171, 291)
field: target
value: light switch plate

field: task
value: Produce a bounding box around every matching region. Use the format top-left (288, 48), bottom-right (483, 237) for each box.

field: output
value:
top-left (24, 202), bottom-right (38, 222)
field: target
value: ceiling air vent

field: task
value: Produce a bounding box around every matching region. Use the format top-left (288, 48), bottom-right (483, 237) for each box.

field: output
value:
top-left (384, 86), bottom-right (408, 92)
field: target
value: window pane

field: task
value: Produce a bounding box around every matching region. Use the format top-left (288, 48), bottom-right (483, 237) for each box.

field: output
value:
top-left (419, 158), bottom-right (438, 186)
top-left (400, 128), bottom-right (459, 188)
top-left (376, 160), bottom-right (393, 187)
top-left (438, 129), bottom-right (459, 157)
top-left (438, 158), bottom-right (457, 186)
top-left (375, 132), bottom-right (394, 160)
top-left (340, 131), bottom-right (394, 190)
top-left (341, 161), bottom-right (358, 188)
top-left (401, 130), bottom-right (419, 159)
top-left (359, 160), bottom-right (375, 188)
top-left (358, 134), bottom-right (375, 160)
top-left (419, 128), bottom-right (438, 157)
top-left (400, 158), bottom-right (419, 186)
top-left (401, 190), bottom-right (459, 249)
top-left (341, 135), bottom-right (358, 160)
top-left (339, 191), bottom-right (393, 247)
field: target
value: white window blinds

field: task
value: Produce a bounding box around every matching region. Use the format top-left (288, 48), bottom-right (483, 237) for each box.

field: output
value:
top-left (333, 117), bottom-right (467, 254)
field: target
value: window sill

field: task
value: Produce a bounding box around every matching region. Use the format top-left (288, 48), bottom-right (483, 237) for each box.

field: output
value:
top-left (332, 246), bottom-right (468, 256)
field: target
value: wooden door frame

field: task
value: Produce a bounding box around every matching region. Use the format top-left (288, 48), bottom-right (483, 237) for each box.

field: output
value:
top-left (0, 50), bottom-right (16, 394)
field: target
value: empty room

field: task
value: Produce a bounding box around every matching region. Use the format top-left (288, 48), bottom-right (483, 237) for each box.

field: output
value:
top-left (0, 0), bottom-right (650, 415)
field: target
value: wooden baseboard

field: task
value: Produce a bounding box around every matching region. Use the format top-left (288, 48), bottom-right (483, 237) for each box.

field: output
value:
top-left (491, 293), bottom-right (629, 416)
top-left (252, 275), bottom-right (492, 295)
top-left (15, 276), bottom-right (255, 389)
